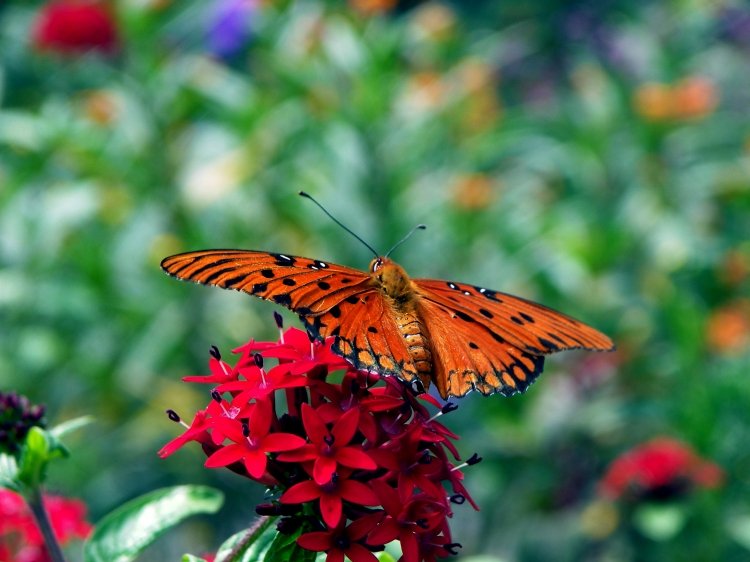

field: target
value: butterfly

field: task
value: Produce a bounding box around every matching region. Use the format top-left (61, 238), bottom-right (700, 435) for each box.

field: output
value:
top-left (161, 249), bottom-right (614, 399)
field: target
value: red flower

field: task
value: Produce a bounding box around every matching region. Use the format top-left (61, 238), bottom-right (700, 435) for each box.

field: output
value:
top-left (277, 404), bottom-right (377, 484)
top-left (599, 437), bottom-right (724, 501)
top-left (32, 1), bottom-right (119, 55)
top-left (281, 469), bottom-right (379, 528)
top-left (162, 324), bottom-right (480, 561)
top-left (297, 514), bottom-right (382, 562)
top-left (204, 399), bottom-right (306, 479)
top-left (0, 489), bottom-right (91, 562)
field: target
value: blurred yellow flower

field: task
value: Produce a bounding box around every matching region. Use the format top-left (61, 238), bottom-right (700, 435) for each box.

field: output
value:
top-left (349, 0), bottom-right (397, 15)
top-left (82, 90), bottom-right (121, 126)
top-left (580, 499), bottom-right (619, 539)
top-left (706, 299), bottom-right (750, 355)
top-left (412, 2), bottom-right (457, 42)
top-left (451, 174), bottom-right (496, 210)
top-left (400, 71), bottom-right (446, 114)
top-left (633, 82), bottom-right (673, 122)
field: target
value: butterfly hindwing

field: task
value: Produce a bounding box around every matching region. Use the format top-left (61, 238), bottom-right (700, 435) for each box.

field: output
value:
top-left (418, 298), bottom-right (544, 397)
top-left (301, 291), bottom-right (420, 384)
top-left (414, 278), bottom-right (614, 356)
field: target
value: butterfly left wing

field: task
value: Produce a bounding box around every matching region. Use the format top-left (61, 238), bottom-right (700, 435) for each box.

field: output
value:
top-left (414, 278), bottom-right (614, 398)
top-left (162, 250), bottom-right (420, 383)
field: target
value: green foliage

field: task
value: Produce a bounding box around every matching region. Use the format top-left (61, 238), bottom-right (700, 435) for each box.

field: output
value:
top-left (84, 485), bottom-right (224, 562)
top-left (2, 0), bottom-right (749, 560)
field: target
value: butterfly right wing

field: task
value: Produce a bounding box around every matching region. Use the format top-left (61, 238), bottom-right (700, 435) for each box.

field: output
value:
top-left (162, 250), bottom-right (419, 382)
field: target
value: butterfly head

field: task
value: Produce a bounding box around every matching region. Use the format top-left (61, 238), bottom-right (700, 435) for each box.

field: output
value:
top-left (370, 257), bottom-right (414, 300)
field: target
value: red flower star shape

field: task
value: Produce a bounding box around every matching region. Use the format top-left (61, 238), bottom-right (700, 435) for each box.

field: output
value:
top-left (277, 404), bottom-right (377, 485)
top-left (205, 399), bottom-right (306, 478)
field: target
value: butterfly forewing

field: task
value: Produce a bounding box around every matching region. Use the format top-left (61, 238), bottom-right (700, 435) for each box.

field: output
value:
top-left (414, 279), bottom-right (614, 356)
top-left (161, 250), bottom-right (372, 315)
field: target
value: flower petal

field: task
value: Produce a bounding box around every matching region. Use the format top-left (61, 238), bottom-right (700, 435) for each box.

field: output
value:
top-left (340, 480), bottom-right (378, 506)
top-left (331, 407), bottom-right (360, 445)
top-left (204, 444), bottom-right (244, 468)
top-left (280, 480), bottom-right (321, 504)
top-left (296, 531), bottom-right (332, 552)
top-left (262, 433), bottom-right (307, 452)
top-left (301, 403), bottom-right (329, 445)
top-left (313, 455), bottom-right (338, 486)
top-left (319, 493), bottom-right (343, 528)
top-left (345, 543), bottom-right (379, 562)
top-left (244, 449), bottom-right (268, 479)
top-left (336, 447), bottom-right (377, 471)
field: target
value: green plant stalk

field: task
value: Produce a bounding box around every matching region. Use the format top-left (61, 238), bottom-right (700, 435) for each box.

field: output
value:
top-left (26, 486), bottom-right (67, 562)
top-left (218, 516), bottom-right (275, 562)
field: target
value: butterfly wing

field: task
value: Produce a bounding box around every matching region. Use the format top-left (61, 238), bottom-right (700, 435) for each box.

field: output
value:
top-left (161, 250), bottom-right (419, 382)
top-left (414, 278), bottom-right (614, 398)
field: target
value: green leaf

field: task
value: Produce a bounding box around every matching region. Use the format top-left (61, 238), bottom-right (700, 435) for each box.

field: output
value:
top-left (84, 485), bottom-right (224, 562)
top-left (50, 415), bottom-right (94, 440)
top-left (17, 427), bottom-right (51, 488)
top-left (0, 453), bottom-right (20, 492)
top-left (263, 528), bottom-right (316, 562)
top-left (181, 556), bottom-right (208, 562)
top-left (215, 518), bottom-right (276, 562)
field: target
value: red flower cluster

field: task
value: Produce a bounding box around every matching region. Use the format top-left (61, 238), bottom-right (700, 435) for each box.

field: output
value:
top-left (161, 319), bottom-right (478, 562)
top-left (32, 1), bottom-right (119, 55)
top-left (599, 437), bottom-right (724, 502)
top-left (0, 489), bottom-right (91, 562)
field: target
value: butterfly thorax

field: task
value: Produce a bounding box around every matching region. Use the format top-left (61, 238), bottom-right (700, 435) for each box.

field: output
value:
top-left (370, 257), bottom-right (434, 390)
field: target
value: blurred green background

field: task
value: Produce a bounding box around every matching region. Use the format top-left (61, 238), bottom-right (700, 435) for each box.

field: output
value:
top-left (2, 0), bottom-right (750, 560)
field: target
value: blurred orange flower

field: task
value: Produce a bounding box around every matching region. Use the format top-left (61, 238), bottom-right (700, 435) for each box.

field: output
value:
top-left (706, 299), bottom-right (750, 355)
top-left (673, 76), bottom-right (718, 119)
top-left (349, 0), bottom-right (396, 15)
top-left (451, 174), bottom-right (496, 210)
top-left (453, 58), bottom-right (501, 133)
top-left (633, 76), bottom-right (718, 122)
top-left (633, 82), bottom-right (673, 122)
top-left (412, 2), bottom-right (457, 42)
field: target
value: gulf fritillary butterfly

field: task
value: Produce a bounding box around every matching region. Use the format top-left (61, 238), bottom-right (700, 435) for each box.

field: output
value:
top-left (162, 245), bottom-right (614, 399)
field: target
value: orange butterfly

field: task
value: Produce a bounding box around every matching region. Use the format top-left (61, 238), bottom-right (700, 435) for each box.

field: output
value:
top-left (161, 247), bottom-right (614, 399)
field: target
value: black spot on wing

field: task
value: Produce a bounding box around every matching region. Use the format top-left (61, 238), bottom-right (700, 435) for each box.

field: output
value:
top-left (329, 305), bottom-right (341, 319)
top-left (341, 278), bottom-right (353, 284)
top-left (317, 281), bottom-right (331, 290)
top-left (260, 269), bottom-right (275, 279)
top-left (469, 342), bottom-right (479, 350)
top-left (538, 337), bottom-right (559, 351)
top-left (367, 326), bottom-right (378, 333)
top-left (297, 306), bottom-right (313, 316)
top-left (252, 282), bottom-right (268, 294)
top-left (345, 295), bottom-right (359, 304)
top-left (474, 286), bottom-right (502, 303)
top-left (273, 293), bottom-right (292, 307)
top-left (454, 310), bottom-right (474, 323)
top-left (479, 308), bottom-right (493, 319)
top-left (520, 312), bottom-right (535, 323)
top-left (282, 278), bottom-right (297, 286)
top-left (224, 274), bottom-right (248, 288)
top-left (270, 253), bottom-right (296, 266)
top-left (510, 316), bottom-right (524, 325)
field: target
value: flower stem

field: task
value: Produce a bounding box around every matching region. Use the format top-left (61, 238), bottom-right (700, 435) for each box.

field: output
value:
top-left (218, 516), bottom-right (276, 562)
top-left (26, 487), bottom-right (67, 562)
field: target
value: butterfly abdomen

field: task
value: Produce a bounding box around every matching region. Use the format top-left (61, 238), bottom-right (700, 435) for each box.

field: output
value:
top-left (394, 310), bottom-right (433, 389)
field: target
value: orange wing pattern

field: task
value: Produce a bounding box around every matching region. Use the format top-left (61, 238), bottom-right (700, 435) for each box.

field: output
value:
top-left (417, 297), bottom-right (544, 397)
top-left (161, 250), bottom-right (418, 382)
top-left (414, 278), bottom-right (614, 397)
top-left (161, 250), bottom-right (371, 315)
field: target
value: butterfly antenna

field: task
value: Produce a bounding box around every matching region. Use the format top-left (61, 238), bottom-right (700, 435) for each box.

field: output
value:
top-left (299, 191), bottom-right (380, 258)
top-left (385, 224), bottom-right (427, 258)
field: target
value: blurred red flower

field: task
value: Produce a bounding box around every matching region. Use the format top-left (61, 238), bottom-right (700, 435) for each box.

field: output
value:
top-left (161, 323), bottom-right (478, 560)
top-left (0, 489), bottom-right (91, 562)
top-left (32, 1), bottom-right (119, 55)
top-left (599, 437), bottom-right (724, 502)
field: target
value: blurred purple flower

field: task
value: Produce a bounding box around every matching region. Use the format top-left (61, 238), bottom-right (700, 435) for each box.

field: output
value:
top-left (207, 0), bottom-right (256, 60)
